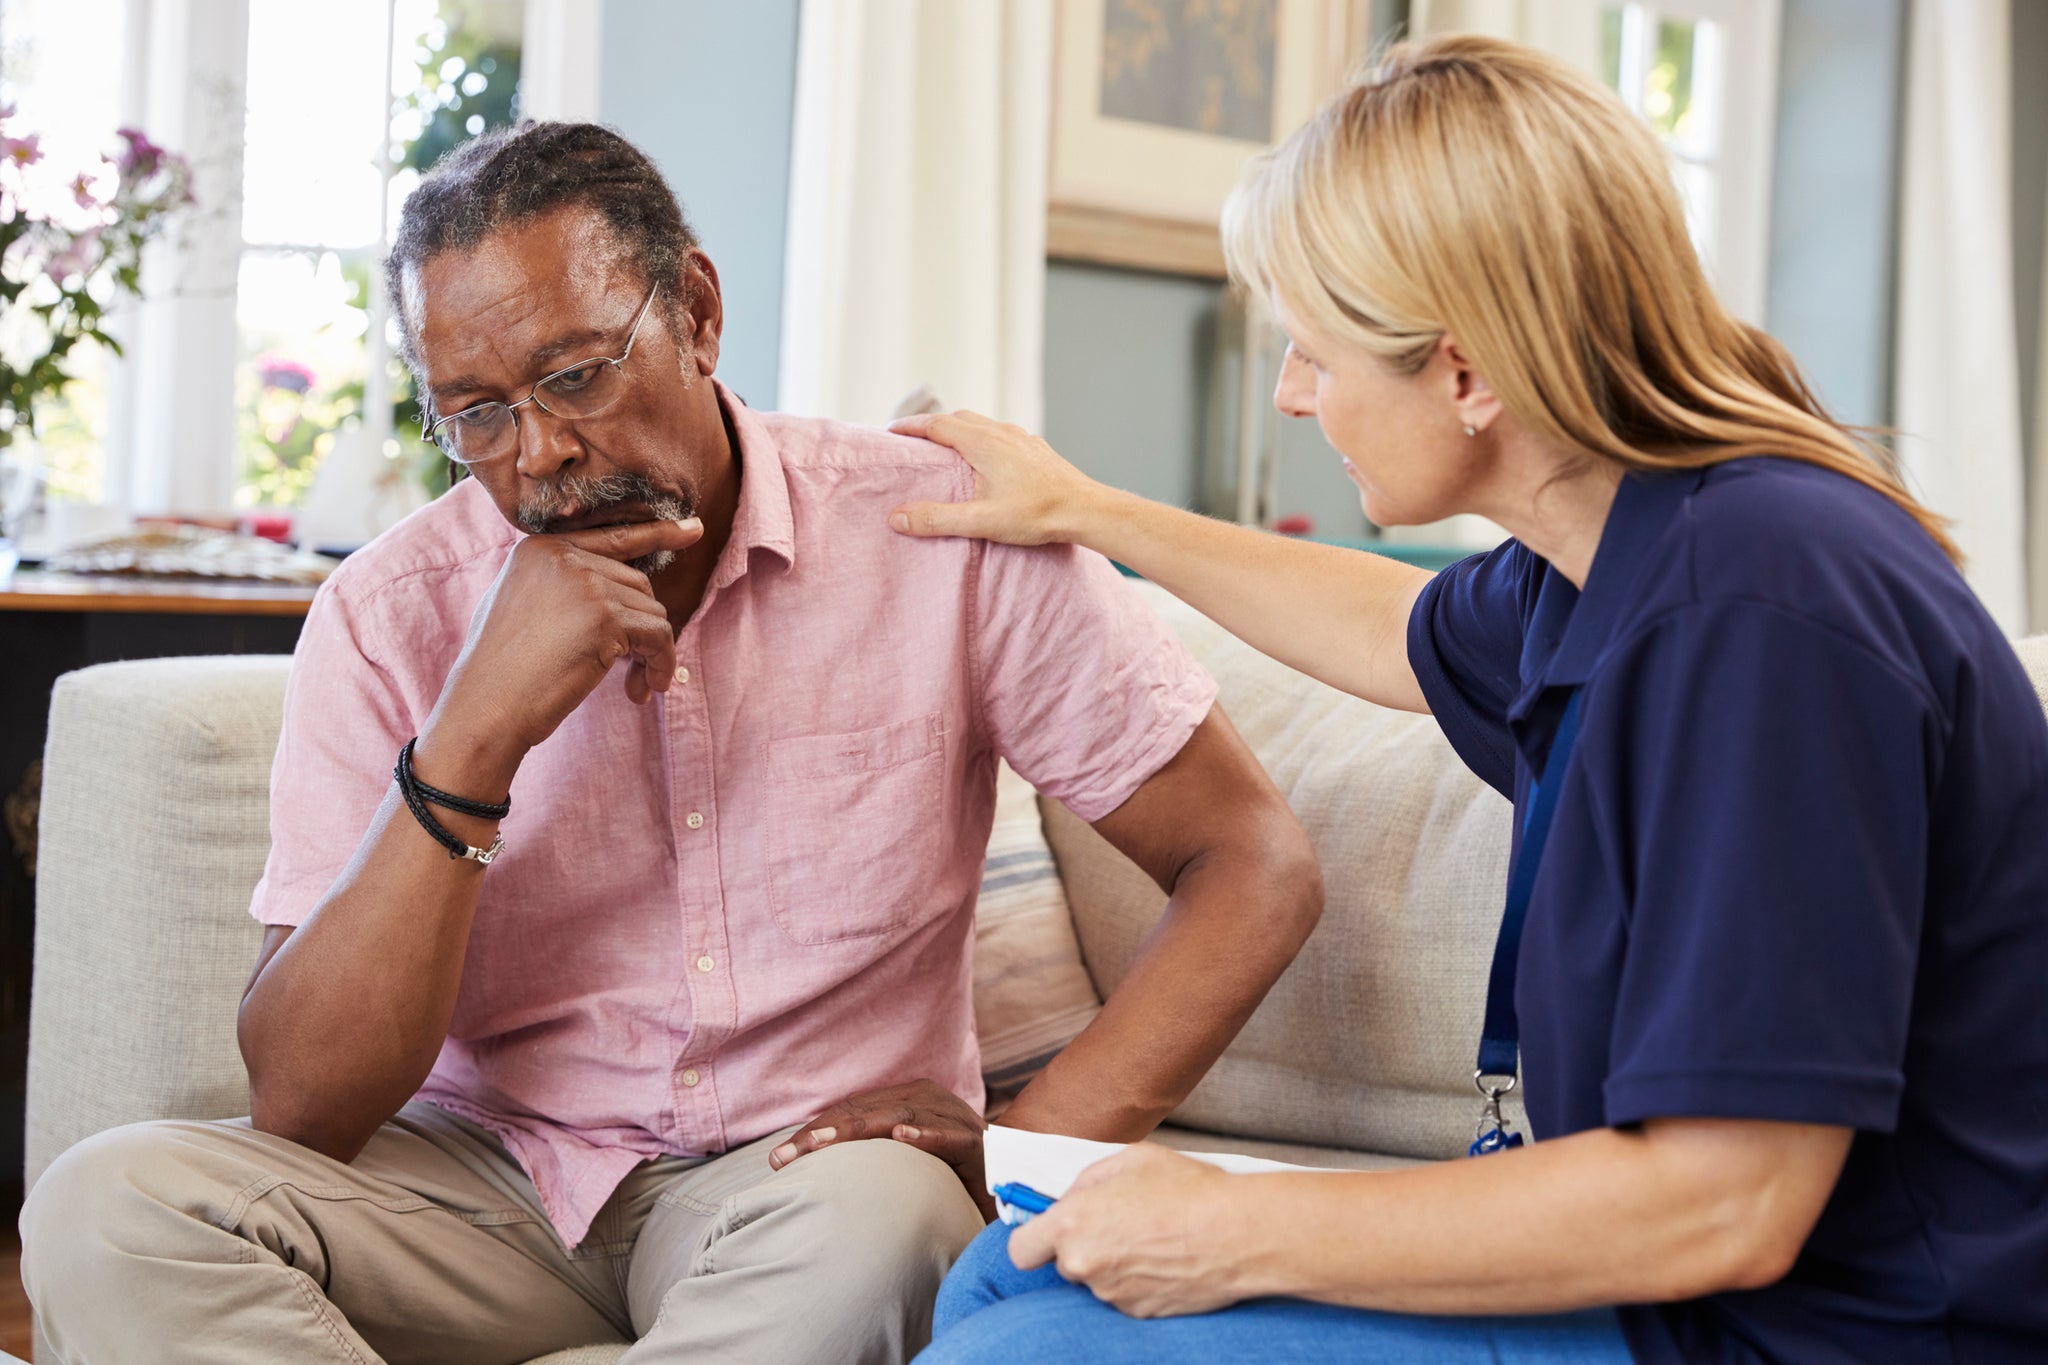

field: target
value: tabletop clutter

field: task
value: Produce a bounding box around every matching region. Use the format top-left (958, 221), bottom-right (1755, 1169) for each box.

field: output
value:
top-left (36, 524), bottom-right (337, 586)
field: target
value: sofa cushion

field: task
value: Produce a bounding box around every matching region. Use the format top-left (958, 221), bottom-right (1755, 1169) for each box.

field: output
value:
top-left (26, 656), bottom-right (288, 1193)
top-left (972, 761), bottom-right (1102, 1097)
top-left (1044, 582), bottom-right (1522, 1162)
top-left (2014, 635), bottom-right (2048, 706)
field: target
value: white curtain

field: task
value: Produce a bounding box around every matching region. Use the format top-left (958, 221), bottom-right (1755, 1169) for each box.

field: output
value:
top-left (108, 0), bottom-right (249, 516)
top-left (519, 0), bottom-right (606, 123)
top-left (2033, 181), bottom-right (2048, 636)
top-left (777, 0), bottom-right (1051, 429)
top-left (1894, 0), bottom-right (2028, 633)
top-left (1408, 0), bottom-right (1602, 73)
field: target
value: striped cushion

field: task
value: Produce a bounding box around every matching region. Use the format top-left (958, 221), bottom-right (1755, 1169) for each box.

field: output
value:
top-left (972, 761), bottom-right (1102, 1097)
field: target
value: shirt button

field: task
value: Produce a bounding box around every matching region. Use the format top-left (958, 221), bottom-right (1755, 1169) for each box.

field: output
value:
top-left (677, 667), bottom-right (689, 684)
top-left (681, 1068), bottom-right (701, 1087)
top-left (686, 811), bottom-right (705, 830)
top-left (696, 954), bottom-right (715, 973)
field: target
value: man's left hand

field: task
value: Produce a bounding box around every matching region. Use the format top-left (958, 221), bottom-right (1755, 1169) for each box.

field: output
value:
top-left (769, 1079), bottom-right (996, 1221)
top-left (1009, 1142), bottom-right (1244, 1319)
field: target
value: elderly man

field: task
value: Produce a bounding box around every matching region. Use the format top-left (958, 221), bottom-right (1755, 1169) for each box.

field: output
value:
top-left (20, 123), bottom-right (1321, 1364)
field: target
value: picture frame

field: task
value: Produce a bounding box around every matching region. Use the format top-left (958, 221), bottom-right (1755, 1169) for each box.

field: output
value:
top-left (1047, 0), bottom-right (1371, 278)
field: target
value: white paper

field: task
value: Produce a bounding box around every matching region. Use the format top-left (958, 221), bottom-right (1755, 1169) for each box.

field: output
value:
top-left (983, 1125), bottom-right (1320, 1201)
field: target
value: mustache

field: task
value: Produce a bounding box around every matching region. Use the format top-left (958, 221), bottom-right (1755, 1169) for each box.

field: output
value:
top-left (516, 472), bottom-right (690, 535)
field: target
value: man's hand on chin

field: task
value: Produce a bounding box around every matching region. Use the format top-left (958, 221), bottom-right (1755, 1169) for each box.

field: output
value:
top-left (769, 1079), bottom-right (996, 1222)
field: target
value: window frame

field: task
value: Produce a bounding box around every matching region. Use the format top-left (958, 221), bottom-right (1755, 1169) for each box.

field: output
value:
top-left (97, 0), bottom-right (584, 518)
top-left (1604, 0), bottom-right (1783, 324)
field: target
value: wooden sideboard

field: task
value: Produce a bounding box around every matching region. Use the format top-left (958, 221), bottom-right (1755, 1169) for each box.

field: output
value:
top-left (0, 571), bottom-right (318, 617)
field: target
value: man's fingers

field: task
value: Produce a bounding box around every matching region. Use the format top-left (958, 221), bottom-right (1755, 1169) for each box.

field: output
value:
top-left (890, 1122), bottom-right (981, 1164)
top-left (770, 1098), bottom-right (940, 1168)
top-left (769, 1123), bottom-right (839, 1169)
top-left (560, 515), bottom-right (704, 563)
top-left (888, 500), bottom-right (983, 540)
top-left (606, 607), bottom-right (677, 703)
top-left (770, 1105), bottom-right (872, 1167)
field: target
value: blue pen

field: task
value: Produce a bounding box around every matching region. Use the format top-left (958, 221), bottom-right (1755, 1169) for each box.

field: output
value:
top-left (991, 1181), bottom-right (1056, 1225)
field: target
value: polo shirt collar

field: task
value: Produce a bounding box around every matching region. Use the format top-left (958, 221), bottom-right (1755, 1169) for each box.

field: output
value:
top-left (1512, 466), bottom-right (1702, 716)
top-left (708, 378), bottom-right (796, 590)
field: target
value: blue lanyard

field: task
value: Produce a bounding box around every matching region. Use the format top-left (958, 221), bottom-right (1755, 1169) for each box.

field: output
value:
top-left (1469, 687), bottom-right (1585, 1157)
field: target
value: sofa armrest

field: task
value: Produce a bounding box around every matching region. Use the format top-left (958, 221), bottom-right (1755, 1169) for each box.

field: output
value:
top-left (25, 655), bottom-right (290, 1194)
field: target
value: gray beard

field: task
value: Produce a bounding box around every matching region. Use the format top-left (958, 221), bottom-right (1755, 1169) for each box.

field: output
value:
top-left (517, 471), bottom-right (692, 576)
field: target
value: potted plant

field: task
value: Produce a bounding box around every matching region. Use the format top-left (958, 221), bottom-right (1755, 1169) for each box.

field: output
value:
top-left (0, 107), bottom-right (193, 567)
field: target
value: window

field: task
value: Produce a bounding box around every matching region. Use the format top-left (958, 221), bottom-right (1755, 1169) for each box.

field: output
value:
top-left (1598, 0), bottom-right (1782, 323)
top-left (0, 0), bottom-right (128, 504)
top-left (0, 0), bottom-right (527, 519)
top-left (237, 0), bottom-right (523, 512)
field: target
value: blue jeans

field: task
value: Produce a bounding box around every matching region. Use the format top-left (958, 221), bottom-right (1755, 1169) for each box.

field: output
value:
top-left (916, 1223), bottom-right (1636, 1364)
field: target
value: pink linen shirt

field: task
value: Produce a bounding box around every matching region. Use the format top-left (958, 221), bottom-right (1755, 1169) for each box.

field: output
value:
top-left (248, 383), bottom-right (1217, 1246)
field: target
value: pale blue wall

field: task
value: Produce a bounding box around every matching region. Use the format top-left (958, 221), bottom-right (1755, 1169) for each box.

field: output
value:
top-left (599, 0), bottom-right (800, 410)
top-left (1044, 264), bottom-right (1216, 510)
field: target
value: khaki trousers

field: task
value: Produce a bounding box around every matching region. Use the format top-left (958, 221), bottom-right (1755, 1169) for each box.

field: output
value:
top-left (19, 1102), bottom-right (984, 1365)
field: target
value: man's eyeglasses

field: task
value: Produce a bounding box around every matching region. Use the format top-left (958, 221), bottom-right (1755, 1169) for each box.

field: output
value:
top-left (422, 283), bottom-right (661, 466)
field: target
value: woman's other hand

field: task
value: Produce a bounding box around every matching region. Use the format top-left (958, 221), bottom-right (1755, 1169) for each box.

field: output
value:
top-left (888, 410), bottom-right (1103, 547)
top-left (1008, 1142), bottom-right (1248, 1319)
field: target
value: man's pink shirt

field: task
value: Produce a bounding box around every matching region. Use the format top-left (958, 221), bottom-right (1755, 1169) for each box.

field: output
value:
top-left (249, 385), bottom-right (1217, 1246)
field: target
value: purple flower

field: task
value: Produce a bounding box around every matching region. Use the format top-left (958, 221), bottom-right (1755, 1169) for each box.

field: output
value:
top-left (70, 171), bottom-right (101, 210)
top-left (256, 354), bottom-right (317, 394)
top-left (2, 134), bottom-right (42, 168)
top-left (114, 128), bottom-right (164, 178)
top-left (46, 227), bottom-right (101, 282)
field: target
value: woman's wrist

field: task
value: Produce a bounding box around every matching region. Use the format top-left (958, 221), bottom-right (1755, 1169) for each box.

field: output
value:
top-left (1058, 480), bottom-right (1136, 555)
top-left (1194, 1173), bottom-right (1287, 1302)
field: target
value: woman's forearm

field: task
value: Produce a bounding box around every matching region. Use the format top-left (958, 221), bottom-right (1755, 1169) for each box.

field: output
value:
top-left (1221, 1120), bottom-right (1851, 1314)
top-left (1070, 486), bottom-right (1434, 713)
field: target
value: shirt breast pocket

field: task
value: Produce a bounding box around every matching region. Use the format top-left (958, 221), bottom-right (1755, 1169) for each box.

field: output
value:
top-left (764, 714), bottom-right (948, 945)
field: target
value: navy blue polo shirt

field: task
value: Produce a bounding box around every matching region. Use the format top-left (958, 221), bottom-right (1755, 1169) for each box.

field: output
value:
top-left (1408, 457), bottom-right (2048, 1363)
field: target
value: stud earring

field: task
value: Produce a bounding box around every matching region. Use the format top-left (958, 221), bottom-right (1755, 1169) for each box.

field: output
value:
top-left (1463, 423), bottom-right (1477, 436)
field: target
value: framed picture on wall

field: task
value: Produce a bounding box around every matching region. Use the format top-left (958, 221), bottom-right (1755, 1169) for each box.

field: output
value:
top-left (1048, 0), bottom-right (1370, 278)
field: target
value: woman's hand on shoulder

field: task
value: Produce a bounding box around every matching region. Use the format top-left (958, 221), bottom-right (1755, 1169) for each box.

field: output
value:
top-left (888, 410), bottom-right (1108, 548)
top-left (1008, 1142), bottom-right (1250, 1319)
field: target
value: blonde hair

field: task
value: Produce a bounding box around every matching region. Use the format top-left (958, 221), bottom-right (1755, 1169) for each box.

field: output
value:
top-left (1221, 34), bottom-right (1960, 563)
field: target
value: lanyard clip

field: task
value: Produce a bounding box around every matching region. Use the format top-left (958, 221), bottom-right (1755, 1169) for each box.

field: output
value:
top-left (1469, 1070), bottom-right (1524, 1157)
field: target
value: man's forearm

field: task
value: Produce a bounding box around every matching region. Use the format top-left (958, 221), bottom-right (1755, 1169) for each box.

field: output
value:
top-left (238, 727), bottom-right (516, 1161)
top-left (1000, 817), bottom-right (1322, 1138)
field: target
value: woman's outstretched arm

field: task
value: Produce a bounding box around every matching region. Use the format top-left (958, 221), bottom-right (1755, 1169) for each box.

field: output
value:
top-left (890, 411), bottom-right (1434, 714)
top-left (1007, 1118), bottom-right (1853, 1319)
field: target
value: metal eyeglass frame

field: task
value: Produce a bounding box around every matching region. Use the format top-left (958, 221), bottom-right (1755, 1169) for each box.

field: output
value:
top-left (422, 282), bottom-right (662, 464)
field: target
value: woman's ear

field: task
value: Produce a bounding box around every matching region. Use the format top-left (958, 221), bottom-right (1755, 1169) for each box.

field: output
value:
top-left (1439, 334), bottom-right (1503, 435)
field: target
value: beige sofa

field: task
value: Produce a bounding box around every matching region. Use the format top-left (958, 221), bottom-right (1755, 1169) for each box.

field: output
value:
top-left (26, 583), bottom-right (2048, 1363)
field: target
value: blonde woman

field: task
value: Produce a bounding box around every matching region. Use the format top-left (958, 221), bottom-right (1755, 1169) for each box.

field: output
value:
top-left (898, 35), bottom-right (2048, 1365)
